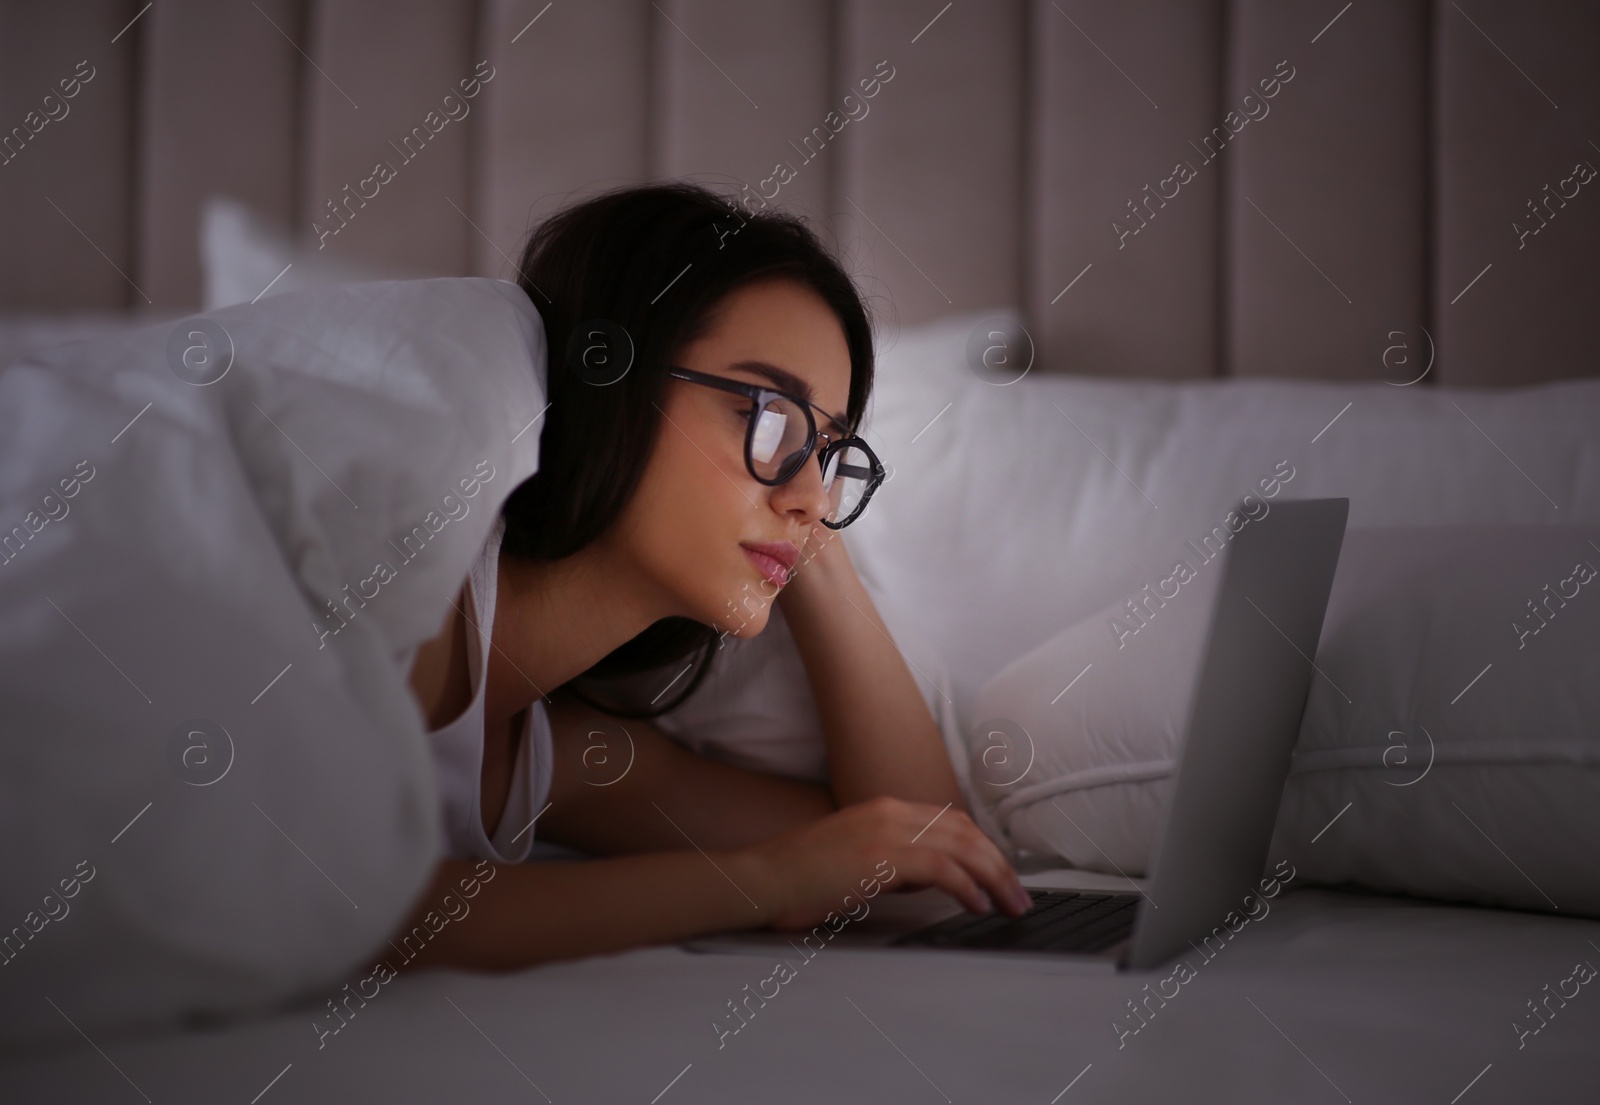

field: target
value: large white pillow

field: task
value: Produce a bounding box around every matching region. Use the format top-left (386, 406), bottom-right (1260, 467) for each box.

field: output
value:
top-left (847, 308), bottom-right (1600, 744)
top-left (969, 524), bottom-right (1600, 915)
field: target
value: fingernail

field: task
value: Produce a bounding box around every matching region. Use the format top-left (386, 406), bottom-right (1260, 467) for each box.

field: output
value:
top-left (1011, 886), bottom-right (1031, 912)
top-left (975, 892), bottom-right (993, 914)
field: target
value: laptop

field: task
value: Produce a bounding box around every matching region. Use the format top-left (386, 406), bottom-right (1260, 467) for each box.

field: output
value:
top-left (683, 496), bottom-right (1349, 972)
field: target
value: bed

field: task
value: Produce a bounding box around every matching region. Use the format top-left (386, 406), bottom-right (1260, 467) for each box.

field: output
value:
top-left (2, 883), bottom-right (1596, 1104)
top-left (2, 2), bottom-right (1598, 1102)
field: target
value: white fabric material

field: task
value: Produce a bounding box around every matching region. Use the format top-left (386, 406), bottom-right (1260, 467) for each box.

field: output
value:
top-left (973, 525), bottom-right (1600, 915)
top-left (0, 310), bottom-right (188, 370)
top-left (0, 277), bottom-right (548, 1048)
top-left (846, 308), bottom-right (1600, 741)
top-left (423, 516), bottom-right (555, 864)
top-left (2, 881), bottom-right (1596, 1103)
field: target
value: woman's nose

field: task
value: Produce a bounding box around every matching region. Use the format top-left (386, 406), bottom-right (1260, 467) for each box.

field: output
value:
top-left (772, 451), bottom-right (833, 521)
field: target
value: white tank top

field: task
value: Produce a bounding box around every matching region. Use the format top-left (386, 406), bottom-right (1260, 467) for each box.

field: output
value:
top-left (425, 515), bottom-right (554, 863)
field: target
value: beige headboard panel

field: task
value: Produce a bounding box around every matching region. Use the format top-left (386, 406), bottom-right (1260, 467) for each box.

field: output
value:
top-left (2, 0), bottom-right (1595, 386)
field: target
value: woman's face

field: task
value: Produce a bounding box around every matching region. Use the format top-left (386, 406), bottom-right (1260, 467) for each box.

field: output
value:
top-left (611, 277), bottom-right (855, 638)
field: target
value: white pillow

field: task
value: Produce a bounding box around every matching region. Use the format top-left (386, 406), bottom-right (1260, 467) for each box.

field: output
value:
top-left (846, 308), bottom-right (1600, 745)
top-left (0, 278), bottom-right (548, 1045)
top-left (200, 196), bottom-right (431, 310)
top-left (969, 525), bottom-right (1600, 916)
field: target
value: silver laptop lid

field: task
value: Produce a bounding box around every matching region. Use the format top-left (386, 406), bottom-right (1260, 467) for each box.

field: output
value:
top-left (1125, 496), bottom-right (1348, 970)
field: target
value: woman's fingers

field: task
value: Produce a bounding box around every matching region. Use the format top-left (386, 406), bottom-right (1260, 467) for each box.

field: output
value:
top-left (742, 796), bottom-right (1031, 931)
top-left (930, 812), bottom-right (1031, 913)
top-left (905, 851), bottom-right (992, 915)
top-left (876, 800), bottom-right (1029, 916)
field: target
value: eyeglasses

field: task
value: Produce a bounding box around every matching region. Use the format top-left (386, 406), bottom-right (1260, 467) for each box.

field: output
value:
top-left (667, 366), bottom-right (885, 530)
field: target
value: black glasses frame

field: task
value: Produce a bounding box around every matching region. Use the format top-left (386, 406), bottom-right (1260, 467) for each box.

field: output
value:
top-left (667, 366), bottom-right (885, 529)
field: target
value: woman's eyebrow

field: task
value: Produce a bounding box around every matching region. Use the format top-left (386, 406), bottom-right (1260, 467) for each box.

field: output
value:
top-left (728, 359), bottom-right (850, 434)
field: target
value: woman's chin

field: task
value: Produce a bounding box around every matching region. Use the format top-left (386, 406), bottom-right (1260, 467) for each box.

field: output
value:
top-left (710, 597), bottom-right (774, 638)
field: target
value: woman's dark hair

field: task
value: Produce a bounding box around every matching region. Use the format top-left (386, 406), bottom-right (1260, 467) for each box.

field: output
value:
top-left (499, 180), bottom-right (876, 718)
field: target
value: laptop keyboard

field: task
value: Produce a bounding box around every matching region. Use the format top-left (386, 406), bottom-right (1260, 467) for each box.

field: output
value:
top-left (889, 890), bottom-right (1140, 954)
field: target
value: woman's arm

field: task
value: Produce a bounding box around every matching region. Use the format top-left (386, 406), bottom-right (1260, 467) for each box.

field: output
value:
top-left (385, 852), bottom-right (768, 972)
top-left (379, 794), bottom-right (1031, 972)
top-left (532, 686), bottom-right (836, 856)
top-left (776, 526), bottom-right (964, 810)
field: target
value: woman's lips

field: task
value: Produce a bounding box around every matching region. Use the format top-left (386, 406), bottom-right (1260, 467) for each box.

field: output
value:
top-left (742, 546), bottom-right (791, 587)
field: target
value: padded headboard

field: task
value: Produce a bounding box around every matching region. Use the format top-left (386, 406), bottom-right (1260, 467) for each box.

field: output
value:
top-left (1, 0), bottom-right (1595, 385)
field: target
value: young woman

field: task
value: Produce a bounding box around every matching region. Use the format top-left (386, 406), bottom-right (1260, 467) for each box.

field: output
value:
top-left (391, 182), bottom-right (1030, 971)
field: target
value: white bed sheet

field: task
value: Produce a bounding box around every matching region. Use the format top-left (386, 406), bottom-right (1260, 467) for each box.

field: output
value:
top-left (1, 876), bottom-right (1594, 1104)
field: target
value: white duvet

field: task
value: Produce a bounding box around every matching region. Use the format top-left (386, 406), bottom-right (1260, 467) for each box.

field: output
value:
top-left (0, 278), bottom-right (548, 1048)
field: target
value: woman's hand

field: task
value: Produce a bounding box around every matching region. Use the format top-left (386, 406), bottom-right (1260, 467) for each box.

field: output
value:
top-left (777, 516), bottom-right (848, 611)
top-left (733, 795), bottom-right (1032, 931)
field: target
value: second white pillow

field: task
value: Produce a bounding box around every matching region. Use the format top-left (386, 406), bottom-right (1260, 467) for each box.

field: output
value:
top-left (970, 524), bottom-right (1600, 915)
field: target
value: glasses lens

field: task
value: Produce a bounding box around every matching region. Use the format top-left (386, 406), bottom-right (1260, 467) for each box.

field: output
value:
top-left (748, 394), bottom-right (812, 482)
top-left (820, 442), bottom-right (876, 527)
